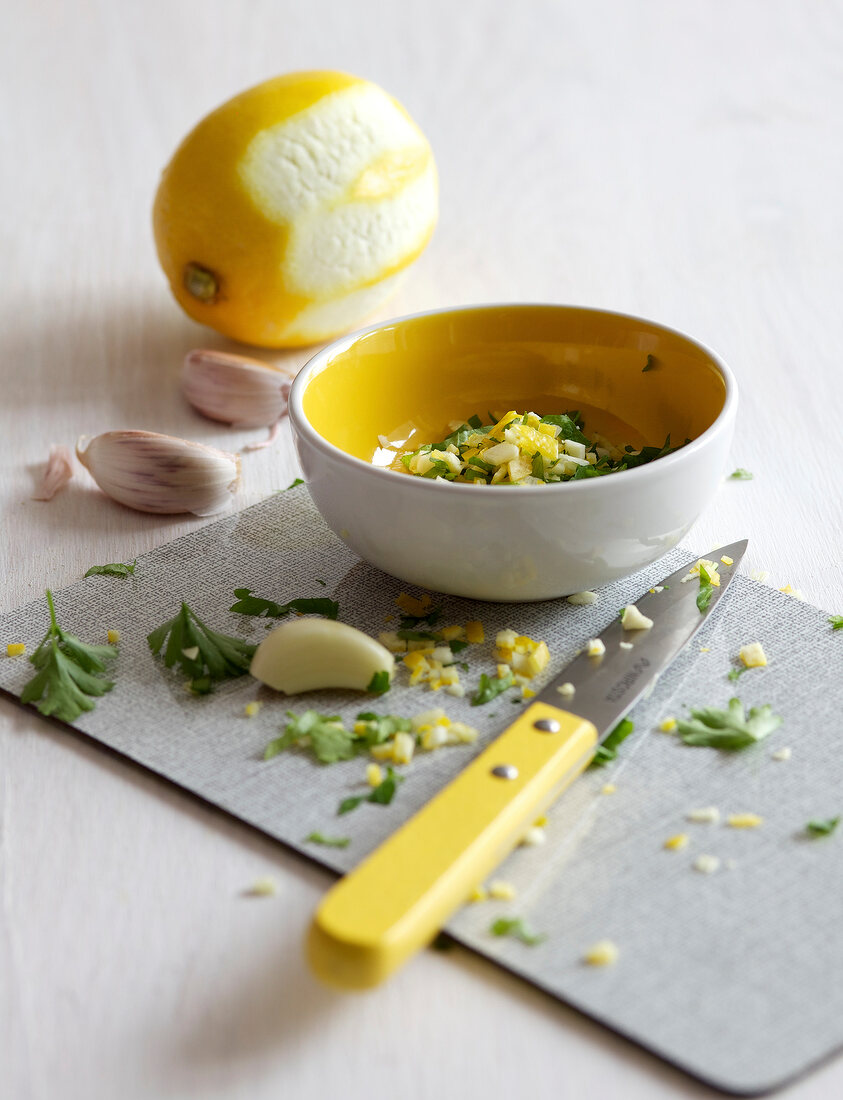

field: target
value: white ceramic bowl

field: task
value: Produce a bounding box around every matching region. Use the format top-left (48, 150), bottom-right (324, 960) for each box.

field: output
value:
top-left (288, 304), bottom-right (736, 601)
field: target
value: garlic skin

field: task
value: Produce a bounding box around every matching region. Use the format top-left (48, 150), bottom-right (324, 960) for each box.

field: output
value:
top-left (32, 444), bottom-right (74, 500)
top-left (182, 349), bottom-right (293, 429)
top-left (76, 431), bottom-right (240, 516)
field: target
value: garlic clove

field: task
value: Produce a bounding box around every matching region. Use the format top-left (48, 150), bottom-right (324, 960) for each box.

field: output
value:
top-left (76, 430), bottom-right (240, 516)
top-left (250, 619), bottom-right (395, 694)
top-left (32, 444), bottom-right (74, 500)
top-left (182, 349), bottom-right (294, 429)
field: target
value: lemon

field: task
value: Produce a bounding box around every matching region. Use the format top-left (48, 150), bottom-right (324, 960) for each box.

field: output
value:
top-left (153, 71), bottom-right (438, 348)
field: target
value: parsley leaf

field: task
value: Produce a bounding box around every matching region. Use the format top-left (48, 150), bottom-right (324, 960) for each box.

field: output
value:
top-left (304, 832), bottom-right (351, 848)
top-left (338, 766), bottom-right (404, 814)
top-left (354, 713), bottom-right (413, 744)
top-left (147, 602), bottom-right (256, 693)
top-left (230, 589), bottom-right (339, 620)
top-left (448, 639), bottom-right (469, 655)
top-left (729, 468), bottom-right (753, 480)
top-left (471, 670), bottom-right (515, 706)
top-left (829, 616), bottom-right (843, 632)
top-left (589, 717), bottom-right (634, 768)
top-left (490, 917), bottom-right (546, 946)
top-left (539, 413), bottom-right (589, 444)
top-left (20, 590), bottom-right (117, 723)
top-left (697, 564), bottom-right (715, 613)
top-left (398, 605), bottom-right (442, 630)
top-left (807, 817), bottom-right (840, 837)
top-left (677, 697), bottom-right (782, 750)
top-left (84, 559), bottom-right (137, 578)
top-left (366, 670), bottom-right (391, 695)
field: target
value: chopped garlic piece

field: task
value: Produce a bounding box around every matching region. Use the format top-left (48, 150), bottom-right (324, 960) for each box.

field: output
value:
top-left (392, 731), bottom-right (415, 765)
top-left (664, 833), bottom-right (689, 850)
top-left (469, 885), bottom-right (488, 903)
top-left (739, 642), bottom-right (767, 668)
top-left (6, 643), bottom-right (26, 657)
top-left (778, 584), bottom-right (804, 599)
top-left (693, 854), bottom-right (721, 874)
top-left (566, 590), bottom-right (597, 606)
top-left (619, 641), bottom-right (633, 650)
top-left (584, 939), bottom-right (619, 966)
top-left (721, 555), bottom-right (734, 566)
top-left (488, 880), bottom-right (516, 900)
top-left (751, 568), bottom-right (770, 583)
top-left (534, 815), bottom-right (548, 827)
top-left (521, 826), bottom-right (546, 846)
top-left (556, 682), bottom-right (575, 698)
top-left (248, 876), bottom-right (278, 897)
top-left (659, 717), bottom-right (677, 732)
top-left (727, 813), bottom-right (763, 829)
top-left (601, 783), bottom-right (616, 796)
top-left (699, 647), bottom-right (710, 653)
top-left (771, 747), bottom-right (792, 762)
top-left (586, 638), bottom-right (605, 657)
top-left (107, 629), bottom-right (120, 645)
top-left (687, 806), bottom-right (720, 824)
top-left (621, 604), bottom-right (653, 631)
top-left (366, 763), bottom-right (383, 787)
top-left (182, 646), bottom-right (199, 660)
top-left (370, 742), bottom-right (394, 761)
top-left (244, 701), bottom-right (262, 718)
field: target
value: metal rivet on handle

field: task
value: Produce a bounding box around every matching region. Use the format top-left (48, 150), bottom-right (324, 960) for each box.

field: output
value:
top-left (491, 764), bottom-right (519, 780)
top-left (533, 718), bottom-right (561, 733)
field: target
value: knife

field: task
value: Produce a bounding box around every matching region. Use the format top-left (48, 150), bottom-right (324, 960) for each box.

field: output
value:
top-left (307, 540), bottom-right (747, 989)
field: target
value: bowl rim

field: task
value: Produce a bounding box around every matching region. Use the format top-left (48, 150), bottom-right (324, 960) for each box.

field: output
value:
top-left (288, 302), bottom-right (738, 495)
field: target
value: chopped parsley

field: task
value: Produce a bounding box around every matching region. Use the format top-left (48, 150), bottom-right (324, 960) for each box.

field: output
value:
top-left (471, 670), bottom-right (515, 706)
top-left (727, 665), bottom-right (749, 683)
top-left (677, 697), bottom-right (782, 750)
top-left (304, 832), bottom-right (351, 848)
top-left (285, 478), bottom-right (304, 490)
top-left (589, 717), bottom-right (634, 768)
top-left (398, 605), bottom-right (442, 630)
top-left (806, 817), bottom-right (840, 837)
top-left (339, 766), bottom-right (404, 814)
top-left (84, 559), bottom-right (137, 578)
top-left (230, 589), bottom-right (339, 620)
top-left (489, 917), bottom-right (546, 946)
top-left (642, 354), bottom-right (657, 372)
top-left (829, 616), bottom-right (843, 632)
top-left (729, 468), bottom-right (753, 480)
top-left (147, 602), bottom-right (256, 694)
top-left (20, 589), bottom-right (117, 723)
top-left (366, 670), bottom-right (391, 695)
top-left (396, 410), bottom-right (685, 486)
top-left (696, 564), bottom-right (715, 613)
top-left (265, 710), bottom-right (355, 764)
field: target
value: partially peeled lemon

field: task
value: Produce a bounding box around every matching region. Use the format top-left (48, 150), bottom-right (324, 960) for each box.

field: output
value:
top-left (153, 71), bottom-right (438, 347)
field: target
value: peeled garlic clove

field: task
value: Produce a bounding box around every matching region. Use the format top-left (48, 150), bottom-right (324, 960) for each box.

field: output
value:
top-left (250, 619), bottom-right (395, 694)
top-left (182, 349), bottom-right (293, 429)
top-left (32, 444), bottom-right (74, 500)
top-left (76, 430), bottom-right (240, 516)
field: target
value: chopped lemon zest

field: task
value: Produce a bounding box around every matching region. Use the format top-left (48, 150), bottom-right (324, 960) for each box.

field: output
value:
top-left (584, 940), bottom-right (619, 966)
top-left (659, 717), bottom-right (677, 732)
top-left (107, 629), bottom-right (120, 645)
top-left (6, 643), bottom-right (26, 657)
top-left (244, 701), bottom-right (262, 718)
top-left (488, 880), bottom-right (517, 900)
top-left (366, 763), bottom-right (383, 787)
top-left (465, 621), bottom-right (485, 644)
top-left (727, 812), bottom-right (763, 828)
top-left (664, 833), bottom-right (689, 850)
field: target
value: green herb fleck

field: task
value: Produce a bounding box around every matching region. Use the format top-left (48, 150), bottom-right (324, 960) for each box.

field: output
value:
top-left (471, 670), bottom-right (515, 706)
top-left (338, 766), bottom-right (404, 815)
top-left (448, 639), bottom-right (469, 655)
top-left (490, 917), bottom-right (546, 946)
top-left (84, 559), bottom-right (137, 578)
top-left (729, 468), bottom-right (753, 480)
top-left (366, 670), bottom-right (391, 695)
top-left (727, 664), bottom-right (749, 683)
top-left (265, 710), bottom-right (355, 764)
top-left (304, 832), bottom-right (351, 848)
top-left (589, 717), bottom-right (635, 768)
top-left (807, 817), bottom-right (840, 837)
top-left (677, 697), bottom-right (782, 750)
top-left (230, 589), bottom-right (339, 620)
top-left (20, 590), bottom-right (117, 723)
top-left (285, 478), bottom-right (304, 490)
top-left (829, 616), bottom-right (843, 632)
top-left (642, 355), bottom-right (657, 372)
top-left (147, 602), bottom-right (256, 694)
top-left (696, 564), bottom-right (715, 613)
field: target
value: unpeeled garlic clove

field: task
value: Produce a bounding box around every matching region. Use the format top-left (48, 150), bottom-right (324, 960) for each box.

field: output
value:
top-left (76, 430), bottom-right (240, 516)
top-left (182, 349), bottom-right (294, 429)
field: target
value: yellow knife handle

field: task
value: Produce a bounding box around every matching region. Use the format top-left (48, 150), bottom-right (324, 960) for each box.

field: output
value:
top-left (307, 702), bottom-right (597, 990)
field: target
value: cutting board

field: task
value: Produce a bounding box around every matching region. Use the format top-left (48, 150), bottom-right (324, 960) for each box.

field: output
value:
top-left (1, 485), bottom-right (841, 1095)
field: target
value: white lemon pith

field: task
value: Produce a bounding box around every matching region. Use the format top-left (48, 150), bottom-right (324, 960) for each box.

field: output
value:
top-left (154, 72), bottom-right (438, 348)
top-left (250, 618), bottom-right (395, 694)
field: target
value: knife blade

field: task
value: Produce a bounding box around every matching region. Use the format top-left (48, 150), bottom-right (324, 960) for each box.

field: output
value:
top-left (307, 540), bottom-right (747, 990)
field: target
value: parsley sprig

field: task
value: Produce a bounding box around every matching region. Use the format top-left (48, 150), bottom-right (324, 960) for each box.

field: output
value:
top-left (20, 590), bottom-right (117, 723)
top-left (677, 697), bottom-right (782, 750)
top-left (147, 602), bottom-right (256, 694)
top-left (230, 589), bottom-right (339, 620)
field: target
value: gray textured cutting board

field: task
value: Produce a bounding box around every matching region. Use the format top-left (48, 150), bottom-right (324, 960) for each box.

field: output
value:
top-left (2, 486), bottom-right (841, 1096)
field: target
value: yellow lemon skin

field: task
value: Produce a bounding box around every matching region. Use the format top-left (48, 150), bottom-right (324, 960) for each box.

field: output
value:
top-left (153, 71), bottom-right (438, 348)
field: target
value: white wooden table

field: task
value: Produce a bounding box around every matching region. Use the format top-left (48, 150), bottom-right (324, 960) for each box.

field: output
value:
top-left (3, 2), bottom-right (842, 1097)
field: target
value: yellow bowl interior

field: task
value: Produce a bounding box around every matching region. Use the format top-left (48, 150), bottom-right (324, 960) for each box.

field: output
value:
top-left (302, 305), bottom-right (727, 462)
